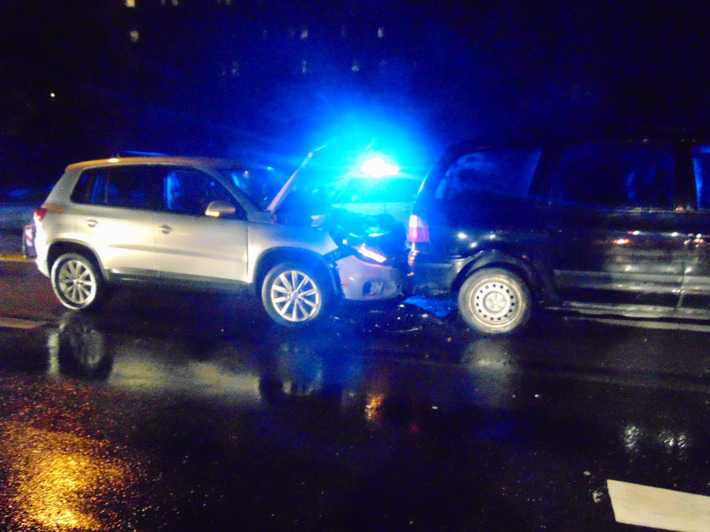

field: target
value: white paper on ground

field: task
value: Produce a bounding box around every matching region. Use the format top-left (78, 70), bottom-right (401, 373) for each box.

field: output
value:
top-left (608, 479), bottom-right (710, 532)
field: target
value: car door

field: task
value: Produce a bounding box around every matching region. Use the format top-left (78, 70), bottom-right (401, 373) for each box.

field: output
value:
top-left (679, 144), bottom-right (710, 313)
top-left (70, 165), bottom-right (161, 277)
top-left (543, 141), bottom-right (687, 310)
top-left (152, 166), bottom-right (249, 283)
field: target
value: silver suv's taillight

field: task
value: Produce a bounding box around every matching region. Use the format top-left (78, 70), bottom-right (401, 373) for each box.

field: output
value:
top-left (33, 207), bottom-right (47, 223)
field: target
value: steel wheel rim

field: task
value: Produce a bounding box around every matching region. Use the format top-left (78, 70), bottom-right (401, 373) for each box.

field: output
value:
top-left (58, 260), bottom-right (96, 307)
top-left (470, 279), bottom-right (520, 327)
top-left (270, 270), bottom-right (321, 322)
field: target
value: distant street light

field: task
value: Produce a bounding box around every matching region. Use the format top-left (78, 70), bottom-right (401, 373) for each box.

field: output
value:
top-left (49, 92), bottom-right (56, 99)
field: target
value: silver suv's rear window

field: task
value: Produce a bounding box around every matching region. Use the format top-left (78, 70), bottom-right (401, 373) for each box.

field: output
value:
top-left (71, 166), bottom-right (158, 209)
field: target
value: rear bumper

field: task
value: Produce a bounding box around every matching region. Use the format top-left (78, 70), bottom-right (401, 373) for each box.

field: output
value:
top-left (33, 229), bottom-right (50, 277)
top-left (334, 255), bottom-right (405, 301)
top-left (409, 255), bottom-right (467, 297)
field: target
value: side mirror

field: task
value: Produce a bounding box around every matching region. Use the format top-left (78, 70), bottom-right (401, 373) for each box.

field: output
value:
top-left (205, 200), bottom-right (237, 218)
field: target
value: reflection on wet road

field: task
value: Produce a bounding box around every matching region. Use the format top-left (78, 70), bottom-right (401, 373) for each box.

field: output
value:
top-left (1, 272), bottom-right (710, 529)
top-left (0, 422), bottom-right (136, 531)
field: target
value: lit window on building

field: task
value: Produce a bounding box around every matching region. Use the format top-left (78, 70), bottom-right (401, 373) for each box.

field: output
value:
top-left (125, 0), bottom-right (136, 7)
top-left (377, 26), bottom-right (385, 39)
top-left (129, 30), bottom-right (140, 43)
top-left (231, 60), bottom-right (240, 77)
top-left (300, 27), bottom-right (309, 40)
top-left (351, 60), bottom-right (360, 73)
top-left (301, 59), bottom-right (309, 74)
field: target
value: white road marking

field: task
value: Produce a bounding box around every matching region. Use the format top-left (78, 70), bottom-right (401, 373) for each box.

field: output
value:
top-left (0, 317), bottom-right (45, 330)
top-left (608, 479), bottom-right (710, 531)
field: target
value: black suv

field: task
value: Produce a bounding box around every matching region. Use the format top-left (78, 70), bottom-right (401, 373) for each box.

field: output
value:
top-left (407, 139), bottom-right (710, 334)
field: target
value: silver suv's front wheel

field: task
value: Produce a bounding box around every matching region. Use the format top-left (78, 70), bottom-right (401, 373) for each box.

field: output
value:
top-left (50, 253), bottom-right (104, 311)
top-left (261, 262), bottom-right (330, 328)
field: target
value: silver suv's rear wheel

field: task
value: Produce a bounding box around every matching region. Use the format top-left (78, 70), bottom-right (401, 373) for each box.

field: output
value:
top-left (458, 268), bottom-right (531, 335)
top-left (261, 262), bottom-right (329, 328)
top-left (51, 253), bottom-right (104, 311)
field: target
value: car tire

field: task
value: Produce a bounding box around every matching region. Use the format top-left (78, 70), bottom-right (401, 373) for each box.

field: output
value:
top-left (50, 252), bottom-right (105, 311)
top-left (457, 268), bottom-right (531, 335)
top-left (261, 262), bottom-right (330, 328)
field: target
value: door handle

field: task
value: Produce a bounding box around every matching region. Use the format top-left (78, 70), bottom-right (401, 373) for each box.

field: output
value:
top-left (87, 218), bottom-right (98, 228)
top-left (160, 224), bottom-right (172, 234)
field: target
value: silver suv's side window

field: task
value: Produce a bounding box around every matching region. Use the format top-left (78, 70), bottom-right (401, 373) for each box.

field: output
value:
top-left (71, 166), bottom-right (159, 209)
top-left (160, 168), bottom-right (244, 218)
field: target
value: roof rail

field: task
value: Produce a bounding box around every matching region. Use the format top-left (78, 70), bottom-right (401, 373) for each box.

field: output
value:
top-left (114, 150), bottom-right (170, 157)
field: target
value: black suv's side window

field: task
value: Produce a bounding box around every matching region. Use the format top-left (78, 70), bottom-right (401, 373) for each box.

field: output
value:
top-left (435, 147), bottom-right (541, 201)
top-left (546, 142), bottom-right (675, 210)
top-left (161, 168), bottom-right (243, 218)
top-left (691, 145), bottom-right (710, 210)
top-left (71, 166), bottom-right (158, 209)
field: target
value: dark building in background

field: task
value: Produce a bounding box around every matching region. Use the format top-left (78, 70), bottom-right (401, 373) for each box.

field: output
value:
top-left (2, 0), bottom-right (710, 189)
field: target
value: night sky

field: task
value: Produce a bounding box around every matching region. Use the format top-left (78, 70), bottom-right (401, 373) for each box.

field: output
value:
top-left (2, 0), bottom-right (710, 188)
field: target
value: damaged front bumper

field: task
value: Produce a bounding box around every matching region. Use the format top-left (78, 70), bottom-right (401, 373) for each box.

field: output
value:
top-left (334, 254), bottom-right (405, 301)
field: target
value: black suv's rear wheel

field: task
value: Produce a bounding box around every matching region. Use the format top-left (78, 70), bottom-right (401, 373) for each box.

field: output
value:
top-left (261, 262), bottom-right (330, 328)
top-left (50, 253), bottom-right (105, 311)
top-left (458, 268), bottom-right (531, 335)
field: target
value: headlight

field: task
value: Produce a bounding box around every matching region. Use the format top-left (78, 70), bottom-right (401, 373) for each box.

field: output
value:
top-left (355, 243), bottom-right (387, 264)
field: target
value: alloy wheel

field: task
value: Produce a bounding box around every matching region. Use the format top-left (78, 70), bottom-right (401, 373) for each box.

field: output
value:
top-left (269, 270), bottom-right (321, 323)
top-left (57, 259), bottom-right (97, 307)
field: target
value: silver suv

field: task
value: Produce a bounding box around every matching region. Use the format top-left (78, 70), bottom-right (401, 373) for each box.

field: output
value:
top-left (33, 156), bottom-right (404, 327)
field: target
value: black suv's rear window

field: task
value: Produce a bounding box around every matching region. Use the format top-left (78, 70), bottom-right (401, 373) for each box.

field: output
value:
top-left (433, 147), bottom-right (541, 202)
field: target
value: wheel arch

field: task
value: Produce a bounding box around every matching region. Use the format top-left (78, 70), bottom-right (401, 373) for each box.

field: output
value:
top-left (47, 240), bottom-right (105, 280)
top-left (452, 249), bottom-right (539, 298)
top-left (253, 247), bottom-right (339, 297)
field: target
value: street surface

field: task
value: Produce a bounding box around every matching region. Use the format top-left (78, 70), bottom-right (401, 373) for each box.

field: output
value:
top-left (1, 260), bottom-right (710, 530)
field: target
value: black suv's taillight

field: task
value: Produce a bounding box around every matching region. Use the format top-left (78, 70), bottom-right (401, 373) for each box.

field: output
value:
top-left (407, 214), bottom-right (430, 244)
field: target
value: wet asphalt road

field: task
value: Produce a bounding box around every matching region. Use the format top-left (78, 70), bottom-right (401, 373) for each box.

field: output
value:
top-left (1, 261), bottom-right (710, 530)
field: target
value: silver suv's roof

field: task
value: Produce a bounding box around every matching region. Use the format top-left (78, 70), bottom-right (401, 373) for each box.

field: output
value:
top-left (66, 156), bottom-right (241, 171)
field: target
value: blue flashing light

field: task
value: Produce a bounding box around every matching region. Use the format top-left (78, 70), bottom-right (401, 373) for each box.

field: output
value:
top-left (359, 155), bottom-right (400, 178)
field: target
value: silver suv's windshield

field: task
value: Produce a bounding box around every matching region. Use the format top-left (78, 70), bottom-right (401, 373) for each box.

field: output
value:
top-left (219, 166), bottom-right (287, 210)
